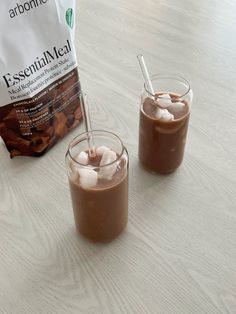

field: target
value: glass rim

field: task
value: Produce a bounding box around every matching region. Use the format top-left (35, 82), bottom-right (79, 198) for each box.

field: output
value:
top-left (67, 129), bottom-right (126, 168)
top-left (144, 74), bottom-right (191, 99)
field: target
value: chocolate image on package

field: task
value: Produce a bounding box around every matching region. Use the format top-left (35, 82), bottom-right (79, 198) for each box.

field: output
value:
top-left (0, 0), bottom-right (82, 158)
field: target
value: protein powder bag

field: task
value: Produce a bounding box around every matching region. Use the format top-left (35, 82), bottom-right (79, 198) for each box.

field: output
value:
top-left (0, 0), bottom-right (82, 158)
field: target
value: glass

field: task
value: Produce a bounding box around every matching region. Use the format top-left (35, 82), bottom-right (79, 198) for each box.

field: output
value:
top-left (138, 74), bottom-right (193, 174)
top-left (66, 130), bottom-right (129, 243)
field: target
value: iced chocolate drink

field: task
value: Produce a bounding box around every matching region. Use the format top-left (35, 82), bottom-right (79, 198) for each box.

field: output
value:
top-left (66, 131), bottom-right (128, 243)
top-left (139, 75), bottom-right (193, 174)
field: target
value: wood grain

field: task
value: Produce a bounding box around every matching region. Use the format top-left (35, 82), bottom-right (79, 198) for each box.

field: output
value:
top-left (1, 0), bottom-right (236, 313)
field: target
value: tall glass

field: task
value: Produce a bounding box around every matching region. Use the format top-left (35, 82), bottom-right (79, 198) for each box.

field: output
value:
top-left (66, 130), bottom-right (129, 243)
top-left (139, 74), bottom-right (193, 174)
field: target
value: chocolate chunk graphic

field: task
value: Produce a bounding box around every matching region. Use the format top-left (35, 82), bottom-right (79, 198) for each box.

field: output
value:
top-left (0, 69), bottom-right (82, 158)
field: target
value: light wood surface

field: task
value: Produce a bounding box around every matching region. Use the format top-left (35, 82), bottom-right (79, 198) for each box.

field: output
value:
top-left (1, 0), bottom-right (236, 313)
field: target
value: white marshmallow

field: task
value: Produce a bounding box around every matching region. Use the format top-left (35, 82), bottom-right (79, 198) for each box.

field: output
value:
top-left (156, 93), bottom-right (172, 109)
top-left (155, 108), bottom-right (164, 119)
top-left (75, 151), bottom-right (88, 165)
top-left (78, 168), bottom-right (98, 189)
top-left (100, 150), bottom-right (117, 166)
top-left (168, 101), bottom-right (185, 115)
top-left (155, 108), bottom-right (174, 121)
top-left (161, 110), bottom-right (174, 121)
top-left (99, 150), bottom-right (117, 180)
top-left (96, 145), bottom-right (110, 156)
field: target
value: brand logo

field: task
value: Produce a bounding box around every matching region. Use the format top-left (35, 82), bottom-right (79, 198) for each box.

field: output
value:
top-left (9, 0), bottom-right (48, 19)
top-left (65, 8), bottom-right (74, 29)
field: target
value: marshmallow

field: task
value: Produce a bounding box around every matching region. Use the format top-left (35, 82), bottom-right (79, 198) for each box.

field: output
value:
top-left (161, 109), bottom-right (174, 121)
top-left (78, 168), bottom-right (98, 189)
top-left (75, 151), bottom-right (88, 165)
top-left (156, 93), bottom-right (172, 109)
top-left (155, 108), bottom-right (174, 121)
top-left (99, 150), bottom-right (117, 180)
top-left (155, 108), bottom-right (164, 119)
top-left (96, 145), bottom-right (110, 156)
top-left (168, 101), bottom-right (185, 115)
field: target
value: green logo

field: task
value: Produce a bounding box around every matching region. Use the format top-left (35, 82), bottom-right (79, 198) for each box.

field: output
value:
top-left (66, 8), bottom-right (74, 28)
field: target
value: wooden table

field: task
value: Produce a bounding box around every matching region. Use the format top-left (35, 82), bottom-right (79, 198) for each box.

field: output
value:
top-left (1, 0), bottom-right (236, 313)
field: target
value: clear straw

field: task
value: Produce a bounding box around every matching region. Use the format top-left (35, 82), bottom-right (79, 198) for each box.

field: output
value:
top-left (80, 92), bottom-right (96, 157)
top-left (137, 54), bottom-right (155, 98)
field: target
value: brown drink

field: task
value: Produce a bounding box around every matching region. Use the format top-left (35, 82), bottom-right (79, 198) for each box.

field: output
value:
top-left (66, 131), bottom-right (129, 243)
top-left (138, 75), bottom-right (192, 174)
top-left (69, 153), bottom-right (128, 242)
